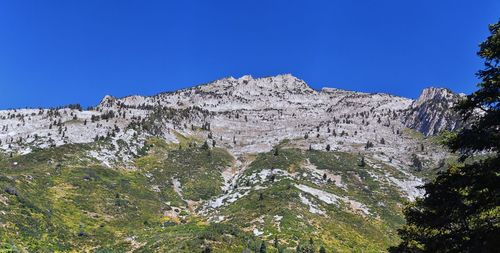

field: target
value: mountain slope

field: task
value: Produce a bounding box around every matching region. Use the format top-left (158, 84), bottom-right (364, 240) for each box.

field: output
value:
top-left (0, 75), bottom-right (460, 252)
top-left (403, 87), bottom-right (465, 136)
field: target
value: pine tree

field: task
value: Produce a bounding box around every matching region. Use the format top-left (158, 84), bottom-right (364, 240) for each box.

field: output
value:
top-left (202, 245), bottom-right (212, 253)
top-left (390, 20), bottom-right (500, 253)
top-left (319, 246), bottom-right (326, 253)
top-left (325, 144), bottom-right (331, 151)
top-left (201, 140), bottom-right (210, 150)
top-left (365, 141), bottom-right (374, 149)
top-left (358, 156), bottom-right (365, 167)
top-left (259, 241), bottom-right (267, 253)
top-left (296, 244), bottom-right (302, 253)
top-left (410, 154), bottom-right (423, 171)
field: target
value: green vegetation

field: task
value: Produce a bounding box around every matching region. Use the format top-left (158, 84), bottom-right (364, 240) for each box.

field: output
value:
top-left (391, 20), bottom-right (500, 252)
top-left (212, 148), bottom-right (414, 252)
top-left (0, 133), bottom-right (440, 252)
top-left (0, 139), bottom-right (241, 252)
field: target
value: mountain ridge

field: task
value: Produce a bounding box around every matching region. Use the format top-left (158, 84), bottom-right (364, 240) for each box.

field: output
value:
top-left (0, 74), bottom-right (461, 159)
top-left (0, 74), bottom-right (463, 252)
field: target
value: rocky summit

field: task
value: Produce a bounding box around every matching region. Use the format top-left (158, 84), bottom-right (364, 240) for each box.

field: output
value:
top-left (0, 75), bottom-right (462, 252)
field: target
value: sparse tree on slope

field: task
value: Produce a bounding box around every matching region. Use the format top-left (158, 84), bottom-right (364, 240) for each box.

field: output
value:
top-left (357, 156), bottom-right (365, 167)
top-left (319, 246), bottom-right (326, 253)
top-left (201, 140), bottom-right (210, 150)
top-left (259, 241), bottom-right (267, 253)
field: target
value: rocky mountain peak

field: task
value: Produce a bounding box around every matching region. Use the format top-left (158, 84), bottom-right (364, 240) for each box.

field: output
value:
top-left (236, 74), bottom-right (313, 93)
top-left (98, 95), bottom-right (116, 108)
top-left (190, 74), bottom-right (316, 104)
top-left (237, 74), bottom-right (253, 82)
top-left (403, 87), bottom-right (464, 136)
top-left (414, 87), bottom-right (456, 107)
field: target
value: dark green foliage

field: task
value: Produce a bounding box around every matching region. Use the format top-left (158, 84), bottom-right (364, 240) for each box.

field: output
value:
top-left (391, 20), bottom-right (500, 253)
top-left (201, 140), bottom-right (210, 150)
top-left (319, 245), bottom-right (326, 253)
top-left (259, 241), bottom-right (267, 253)
top-left (365, 141), bottom-right (374, 149)
top-left (410, 154), bottom-right (423, 171)
top-left (4, 186), bottom-right (18, 196)
top-left (202, 245), bottom-right (212, 253)
top-left (447, 22), bottom-right (500, 160)
top-left (357, 156), bottom-right (365, 167)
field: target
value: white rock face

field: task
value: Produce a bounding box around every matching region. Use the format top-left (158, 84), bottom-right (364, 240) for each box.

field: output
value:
top-left (403, 87), bottom-right (464, 136)
top-left (0, 74), bottom-right (456, 202)
top-left (296, 184), bottom-right (371, 216)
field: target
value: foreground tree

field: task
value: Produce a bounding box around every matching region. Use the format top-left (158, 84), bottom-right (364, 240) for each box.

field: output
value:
top-left (390, 20), bottom-right (500, 252)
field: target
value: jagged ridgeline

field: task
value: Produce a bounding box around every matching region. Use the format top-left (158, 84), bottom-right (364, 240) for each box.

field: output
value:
top-left (0, 75), bottom-right (462, 252)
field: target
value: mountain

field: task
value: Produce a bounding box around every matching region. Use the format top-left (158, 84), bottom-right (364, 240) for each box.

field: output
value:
top-left (403, 87), bottom-right (465, 136)
top-left (0, 75), bottom-right (460, 252)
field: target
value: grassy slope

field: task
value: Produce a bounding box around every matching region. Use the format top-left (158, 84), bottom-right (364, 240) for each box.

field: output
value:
top-left (0, 140), bottom-right (245, 252)
top-left (214, 148), bottom-right (407, 252)
top-left (0, 138), bottom-right (425, 252)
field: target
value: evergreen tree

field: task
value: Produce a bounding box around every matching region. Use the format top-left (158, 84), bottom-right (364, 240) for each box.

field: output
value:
top-left (357, 156), bottom-right (365, 167)
top-left (202, 245), bottom-right (212, 253)
top-left (319, 246), bottom-right (326, 253)
top-left (365, 140), bottom-right (374, 149)
top-left (296, 244), bottom-right (302, 253)
top-left (259, 241), bottom-right (267, 253)
top-left (410, 154), bottom-right (423, 171)
top-left (201, 140), bottom-right (210, 150)
top-left (390, 20), bottom-right (500, 253)
top-left (325, 144), bottom-right (331, 151)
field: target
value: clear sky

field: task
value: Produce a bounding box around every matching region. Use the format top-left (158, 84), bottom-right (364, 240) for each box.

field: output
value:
top-left (0, 0), bottom-right (498, 109)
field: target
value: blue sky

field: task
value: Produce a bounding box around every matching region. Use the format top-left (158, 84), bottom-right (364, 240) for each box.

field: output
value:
top-left (0, 0), bottom-right (498, 109)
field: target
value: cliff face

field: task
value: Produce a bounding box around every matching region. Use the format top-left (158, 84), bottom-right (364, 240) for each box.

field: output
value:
top-left (403, 87), bottom-right (465, 136)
